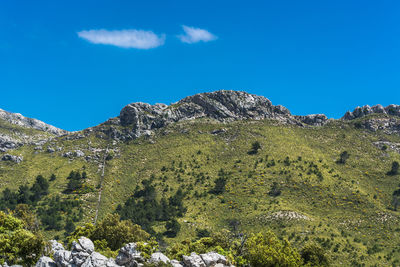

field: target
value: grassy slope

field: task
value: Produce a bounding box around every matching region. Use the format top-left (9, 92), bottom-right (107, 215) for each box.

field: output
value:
top-left (1, 116), bottom-right (400, 265)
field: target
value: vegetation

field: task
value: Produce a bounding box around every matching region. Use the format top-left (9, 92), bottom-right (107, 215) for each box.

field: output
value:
top-left (1, 113), bottom-right (400, 265)
top-left (0, 211), bottom-right (45, 266)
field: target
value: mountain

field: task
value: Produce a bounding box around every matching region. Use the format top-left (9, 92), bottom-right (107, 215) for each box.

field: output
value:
top-left (0, 108), bottom-right (67, 153)
top-left (1, 90), bottom-right (400, 266)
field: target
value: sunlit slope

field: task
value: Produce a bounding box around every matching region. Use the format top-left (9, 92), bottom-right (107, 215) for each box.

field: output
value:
top-left (1, 115), bottom-right (400, 264)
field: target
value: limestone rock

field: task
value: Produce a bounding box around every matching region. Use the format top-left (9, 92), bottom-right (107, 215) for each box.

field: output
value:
top-left (342, 104), bottom-right (400, 120)
top-left (118, 91), bottom-right (300, 139)
top-left (296, 114), bottom-right (328, 126)
top-left (1, 154), bottom-right (23, 163)
top-left (0, 108), bottom-right (67, 135)
top-left (170, 260), bottom-right (184, 267)
top-left (200, 252), bottom-right (227, 266)
top-left (182, 252), bottom-right (206, 267)
top-left (149, 252), bottom-right (170, 264)
top-left (115, 243), bottom-right (144, 266)
top-left (35, 256), bottom-right (56, 267)
top-left (53, 249), bottom-right (72, 267)
top-left (81, 252), bottom-right (120, 267)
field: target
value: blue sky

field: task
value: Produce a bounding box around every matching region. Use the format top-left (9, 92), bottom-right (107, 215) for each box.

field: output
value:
top-left (1, 0), bottom-right (400, 131)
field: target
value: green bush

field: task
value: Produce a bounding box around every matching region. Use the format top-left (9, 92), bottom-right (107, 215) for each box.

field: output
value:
top-left (0, 211), bottom-right (45, 266)
top-left (244, 232), bottom-right (303, 267)
top-left (68, 213), bottom-right (149, 251)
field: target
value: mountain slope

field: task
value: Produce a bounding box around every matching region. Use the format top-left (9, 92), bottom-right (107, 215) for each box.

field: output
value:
top-left (1, 90), bottom-right (400, 265)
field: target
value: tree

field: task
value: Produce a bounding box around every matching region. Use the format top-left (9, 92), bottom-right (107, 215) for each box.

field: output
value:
top-left (336, 151), bottom-right (350, 164)
top-left (301, 243), bottom-right (329, 266)
top-left (268, 182), bottom-right (281, 197)
top-left (248, 141), bottom-right (261, 155)
top-left (165, 218), bottom-right (181, 238)
top-left (211, 177), bottom-right (227, 195)
top-left (387, 161), bottom-right (399, 176)
top-left (393, 188), bottom-right (400, 211)
top-left (49, 174), bottom-right (57, 181)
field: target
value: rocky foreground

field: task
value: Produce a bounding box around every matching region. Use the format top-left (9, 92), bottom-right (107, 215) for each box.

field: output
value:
top-left (2, 237), bottom-right (233, 267)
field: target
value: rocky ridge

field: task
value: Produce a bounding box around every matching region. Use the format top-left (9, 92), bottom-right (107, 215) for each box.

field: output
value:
top-left (26, 237), bottom-right (233, 267)
top-left (111, 90), bottom-right (329, 139)
top-left (0, 108), bottom-right (67, 135)
top-left (0, 108), bottom-right (68, 153)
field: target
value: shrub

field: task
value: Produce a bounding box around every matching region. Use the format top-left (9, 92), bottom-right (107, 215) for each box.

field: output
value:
top-left (336, 151), bottom-right (350, 164)
top-left (243, 232), bottom-right (302, 266)
top-left (300, 243), bottom-right (329, 266)
top-left (0, 211), bottom-right (45, 266)
top-left (68, 213), bottom-right (149, 251)
top-left (387, 161), bottom-right (399, 176)
top-left (248, 141), bottom-right (261, 155)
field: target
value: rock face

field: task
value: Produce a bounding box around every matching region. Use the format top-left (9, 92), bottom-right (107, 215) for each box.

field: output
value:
top-left (42, 237), bottom-right (232, 267)
top-left (0, 108), bottom-right (67, 136)
top-left (0, 108), bottom-right (68, 153)
top-left (342, 104), bottom-right (400, 120)
top-left (115, 242), bottom-right (144, 266)
top-left (117, 90), bottom-right (328, 139)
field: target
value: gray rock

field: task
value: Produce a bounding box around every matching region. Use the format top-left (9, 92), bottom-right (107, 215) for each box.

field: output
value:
top-left (54, 249), bottom-right (73, 267)
top-left (342, 104), bottom-right (400, 120)
top-left (170, 260), bottom-right (184, 267)
top-left (1, 154), bottom-right (23, 163)
top-left (182, 252), bottom-right (206, 267)
top-left (0, 108), bottom-right (68, 136)
top-left (73, 237), bottom-right (94, 254)
top-left (74, 150), bottom-right (85, 157)
top-left (200, 252), bottom-right (227, 266)
top-left (49, 240), bottom-right (65, 252)
top-left (115, 243), bottom-right (144, 266)
top-left (118, 91), bottom-right (300, 139)
top-left (149, 252), bottom-right (170, 264)
top-left (81, 252), bottom-right (120, 267)
top-left (35, 256), bottom-right (56, 267)
top-left (296, 114), bottom-right (328, 126)
top-left (47, 147), bottom-right (55, 153)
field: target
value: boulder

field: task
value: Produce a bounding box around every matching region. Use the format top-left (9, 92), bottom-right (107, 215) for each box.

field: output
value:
top-left (200, 252), bottom-right (227, 266)
top-left (49, 240), bottom-right (64, 252)
top-left (115, 243), bottom-right (144, 266)
top-left (1, 154), bottom-right (23, 163)
top-left (81, 252), bottom-right (120, 267)
top-left (149, 252), bottom-right (170, 264)
top-left (170, 260), bottom-right (184, 267)
top-left (53, 249), bottom-right (72, 267)
top-left (182, 252), bottom-right (206, 267)
top-left (35, 256), bottom-right (56, 267)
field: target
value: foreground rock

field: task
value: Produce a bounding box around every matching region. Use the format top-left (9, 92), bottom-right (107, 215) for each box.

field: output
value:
top-left (40, 237), bottom-right (232, 267)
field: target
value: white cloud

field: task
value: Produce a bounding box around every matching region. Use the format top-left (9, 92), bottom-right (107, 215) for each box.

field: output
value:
top-left (178, 25), bottom-right (217, 44)
top-left (77, 29), bottom-right (165, 49)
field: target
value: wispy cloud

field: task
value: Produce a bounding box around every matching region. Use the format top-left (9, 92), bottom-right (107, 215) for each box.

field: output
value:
top-left (178, 25), bottom-right (217, 44)
top-left (77, 29), bottom-right (165, 49)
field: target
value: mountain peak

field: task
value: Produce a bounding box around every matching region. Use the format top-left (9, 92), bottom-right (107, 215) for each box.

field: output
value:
top-left (342, 104), bottom-right (400, 120)
top-left (117, 90), bottom-right (328, 138)
top-left (0, 108), bottom-right (67, 135)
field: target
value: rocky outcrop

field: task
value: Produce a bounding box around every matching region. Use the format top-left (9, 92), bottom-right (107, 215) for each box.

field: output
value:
top-left (116, 90), bottom-right (328, 139)
top-left (0, 108), bottom-right (67, 136)
top-left (0, 109), bottom-right (68, 153)
top-left (1, 154), bottom-right (23, 163)
top-left (40, 237), bottom-right (232, 267)
top-left (342, 104), bottom-right (400, 120)
top-left (295, 114), bottom-right (329, 126)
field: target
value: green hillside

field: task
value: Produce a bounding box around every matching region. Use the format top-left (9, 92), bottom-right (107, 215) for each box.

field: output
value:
top-left (1, 112), bottom-right (400, 265)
